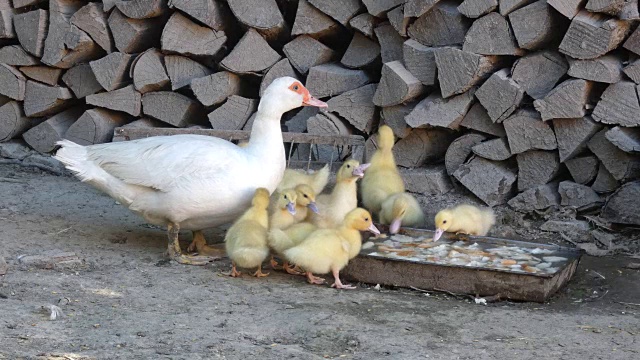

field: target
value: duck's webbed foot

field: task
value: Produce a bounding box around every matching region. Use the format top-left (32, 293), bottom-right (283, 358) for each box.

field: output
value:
top-left (167, 224), bottom-right (217, 266)
top-left (283, 261), bottom-right (305, 276)
top-left (270, 255), bottom-right (283, 270)
top-left (187, 230), bottom-right (226, 258)
top-left (221, 262), bottom-right (242, 277)
top-left (330, 268), bottom-right (356, 290)
top-left (252, 267), bottom-right (269, 278)
top-left (306, 272), bottom-right (325, 285)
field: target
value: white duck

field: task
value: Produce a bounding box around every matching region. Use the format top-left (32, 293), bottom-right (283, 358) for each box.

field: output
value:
top-left (54, 77), bottom-right (327, 265)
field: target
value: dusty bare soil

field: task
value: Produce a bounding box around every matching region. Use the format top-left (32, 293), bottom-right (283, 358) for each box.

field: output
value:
top-left (1, 163), bottom-right (639, 360)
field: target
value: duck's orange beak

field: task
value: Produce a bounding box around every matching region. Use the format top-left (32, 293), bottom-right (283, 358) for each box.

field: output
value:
top-left (303, 95), bottom-right (328, 108)
top-left (368, 223), bottom-right (381, 235)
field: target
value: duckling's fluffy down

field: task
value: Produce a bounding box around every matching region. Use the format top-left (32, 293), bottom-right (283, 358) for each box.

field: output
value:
top-left (226, 220), bottom-right (270, 269)
top-left (283, 229), bottom-right (350, 274)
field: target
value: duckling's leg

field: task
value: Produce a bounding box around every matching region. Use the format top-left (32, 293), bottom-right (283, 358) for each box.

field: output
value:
top-left (283, 261), bottom-right (305, 275)
top-left (166, 223), bottom-right (218, 265)
top-left (270, 255), bottom-right (283, 270)
top-left (305, 272), bottom-right (325, 285)
top-left (187, 230), bottom-right (226, 258)
top-left (252, 266), bottom-right (269, 278)
top-left (330, 268), bottom-right (356, 290)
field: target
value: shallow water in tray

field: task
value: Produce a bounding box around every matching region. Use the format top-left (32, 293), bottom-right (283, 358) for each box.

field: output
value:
top-left (363, 234), bottom-right (573, 276)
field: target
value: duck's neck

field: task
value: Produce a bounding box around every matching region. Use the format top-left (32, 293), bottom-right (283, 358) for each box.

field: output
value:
top-left (371, 147), bottom-right (396, 168)
top-left (330, 178), bottom-right (358, 200)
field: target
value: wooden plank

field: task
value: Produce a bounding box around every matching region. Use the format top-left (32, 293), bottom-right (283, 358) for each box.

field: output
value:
top-left (516, 150), bottom-right (561, 191)
top-left (567, 54), bottom-right (623, 84)
top-left (340, 32), bottom-right (380, 69)
top-left (220, 28), bottom-right (281, 75)
top-left (71, 2), bottom-right (114, 53)
top-left (591, 81), bottom-right (640, 127)
top-left (511, 50), bottom-right (568, 99)
top-left (259, 59), bottom-right (298, 97)
top-left (160, 11), bottom-right (226, 57)
top-left (605, 126), bottom-right (640, 153)
top-left (291, 0), bottom-right (340, 39)
top-left (326, 83), bottom-right (377, 133)
top-left (86, 85), bottom-right (142, 116)
top-left (283, 35), bottom-right (335, 74)
top-left (23, 80), bottom-right (74, 117)
top-left (62, 63), bottom-right (103, 98)
top-left (559, 10), bottom-right (630, 60)
top-left (453, 156), bottom-right (517, 206)
top-left (227, 0), bottom-right (287, 42)
top-left (208, 95), bottom-right (257, 130)
top-left (108, 8), bottom-right (164, 54)
top-left (460, 102), bottom-right (507, 137)
top-left (475, 69), bottom-right (524, 123)
top-left (533, 79), bottom-right (593, 121)
top-left (165, 55), bottom-right (212, 90)
top-left (348, 13), bottom-right (379, 38)
top-left (374, 22), bottom-right (404, 64)
top-left (503, 109), bottom-right (557, 154)
top-left (142, 91), bottom-right (205, 127)
top-left (192, 71), bottom-right (242, 107)
top-left (392, 128), bottom-right (455, 167)
top-left (114, 0), bottom-right (169, 19)
top-left (19, 66), bottom-right (63, 86)
top-left (308, 0), bottom-right (361, 25)
top-left (445, 133), bottom-right (488, 175)
top-left (463, 12), bottom-right (523, 55)
top-left (0, 64), bottom-right (26, 101)
top-left (306, 63), bottom-right (371, 98)
top-left (0, 45), bottom-right (39, 66)
top-left (13, 9), bottom-right (47, 57)
top-left (402, 39), bottom-right (436, 86)
top-left (373, 61), bottom-right (424, 107)
top-left (434, 46), bottom-right (502, 98)
top-left (405, 90), bottom-right (476, 130)
top-left (168, 0), bottom-right (230, 31)
top-left (457, 0), bottom-right (497, 18)
top-left (89, 52), bottom-right (135, 91)
top-left (508, 0), bottom-right (567, 50)
top-left (131, 48), bottom-right (170, 94)
top-left (407, 1), bottom-right (470, 46)
top-left (22, 107), bottom-right (84, 153)
top-left (65, 108), bottom-right (129, 145)
top-left (0, 101), bottom-right (30, 141)
top-left (552, 117), bottom-right (602, 162)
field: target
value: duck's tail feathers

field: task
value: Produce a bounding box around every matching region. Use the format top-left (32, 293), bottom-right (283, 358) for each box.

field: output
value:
top-left (480, 207), bottom-right (497, 235)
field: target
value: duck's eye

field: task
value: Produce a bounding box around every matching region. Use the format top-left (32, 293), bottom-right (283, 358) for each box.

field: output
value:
top-left (293, 84), bottom-right (299, 91)
top-left (443, 220), bottom-right (447, 224)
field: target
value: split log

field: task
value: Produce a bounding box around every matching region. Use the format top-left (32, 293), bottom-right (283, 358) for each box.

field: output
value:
top-left (591, 81), bottom-right (640, 127)
top-left (559, 11), bottom-right (630, 60)
top-left (433, 46), bottom-right (501, 98)
top-left (23, 81), bottom-right (74, 117)
top-left (533, 79), bottom-right (593, 121)
top-left (591, 163), bottom-right (618, 193)
top-left (71, 2), bottom-right (114, 53)
top-left (405, 0), bottom-right (442, 18)
top-left (142, 91), bottom-right (205, 127)
top-left (471, 137), bottom-right (512, 161)
top-left (460, 103), bottom-right (506, 137)
top-left (374, 23), bottom-right (404, 64)
top-left (552, 117), bottom-right (602, 162)
top-left (160, 12), bottom-right (227, 58)
top-left (283, 35), bottom-right (335, 74)
top-left (601, 182), bottom-right (640, 225)
top-left (86, 85), bottom-right (142, 116)
top-left (227, 0), bottom-right (287, 42)
top-left (62, 63), bottom-right (103, 98)
top-left (326, 84), bottom-right (377, 133)
top-left (0, 45), bottom-right (39, 66)
top-left (64, 108), bottom-right (129, 145)
top-left (19, 66), bottom-right (63, 86)
top-left (90, 52), bottom-right (135, 91)
top-left (373, 61), bottom-right (424, 107)
top-left (508, 0), bottom-right (566, 50)
top-left (306, 63), bottom-right (371, 98)
top-left (220, 29), bottom-right (281, 75)
top-left (508, 183), bottom-right (560, 212)
top-left (623, 59), bottom-right (640, 84)
top-left (618, 0), bottom-right (639, 20)
top-left (361, 0), bottom-right (405, 17)
top-left (108, 8), bottom-right (164, 54)
top-left (285, 106), bottom-right (317, 133)
top-left (401, 166), bottom-right (453, 196)
top-left (387, 6), bottom-right (409, 37)
top-left (0, 101), bottom-right (30, 142)
top-left (457, 0), bottom-right (497, 18)
top-left (565, 155), bottom-right (599, 184)
top-left (13, 9), bottom-right (47, 57)
top-left (22, 107), bottom-right (84, 153)
top-left (516, 150), bottom-right (561, 191)
top-left (444, 133), bottom-right (488, 175)
top-left (131, 48), bottom-right (170, 94)
top-left (168, 0), bottom-right (230, 31)
top-left (503, 109), bottom-right (557, 154)
top-left (341, 32), bottom-right (380, 69)
top-left (462, 12), bottom-right (523, 56)
top-left (605, 127), bottom-right (640, 153)
top-left (585, 0), bottom-right (627, 15)
top-left (511, 50), bottom-right (568, 99)
top-left (0, 64), bottom-right (26, 100)
top-left (103, 0), bottom-right (116, 12)
top-left (558, 181), bottom-right (601, 209)
top-left (499, 0), bottom-right (536, 15)
top-left (402, 39), bottom-right (436, 86)
top-left (453, 157), bottom-right (517, 206)
top-left (547, 0), bottom-right (586, 19)
top-left (192, 71), bottom-right (242, 107)
top-left (112, 117), bottom-right (166, 141)
top-left (291, 0), bottom-right (340, 39)
top-left (114, 0), bottom-right (169, 19)
top-left (13, 0), bottom-right (45, 8)
top-left (165, 55), bottom-right (212, 90)
top-left (405, 90), bottom-right (476, 130)
top-left (308, 0), bottom-right (361, 25)
top-left (208, 95), bottom-right (257, 130)
top-left (381, 101), bottom-right (417, 139)
top-left (259, 59), bottom-right (298, 97)
top-left (623, 27), bottom-right (640, 56)
top-left (348, 13), bottom-right (379, 38)
top-left (0, 5), bottom-right (24, 39)
top-left (588, 129), bottom-right (640, 181)
top-left (392, 128), bottom-right (455, 168)
top-left (567, 55), bottom-right (623, 84)
top-left (41, 0), bottom-right (103, 69)
top-left (475, 69), bottom-right (524, 123)
top-left (306, 112), bottom-right (352, 162)
top-left (407, 2), bottom-right (471, 47)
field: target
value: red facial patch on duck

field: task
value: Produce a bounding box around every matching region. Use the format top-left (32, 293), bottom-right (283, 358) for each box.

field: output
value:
top-left (288, 81), bottom-right (310, 102)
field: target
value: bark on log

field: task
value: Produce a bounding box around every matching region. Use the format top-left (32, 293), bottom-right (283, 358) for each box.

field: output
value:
top-left (0, 101), bottom-right (31, 141)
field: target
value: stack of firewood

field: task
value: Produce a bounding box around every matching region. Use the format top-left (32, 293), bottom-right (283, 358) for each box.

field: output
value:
top-left (0, 0), bottom-right (638, 224)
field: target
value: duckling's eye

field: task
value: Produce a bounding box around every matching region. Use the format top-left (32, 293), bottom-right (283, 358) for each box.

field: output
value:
top-left (443, 220), bottom-right (447, 224)
top-left (293, 84), bottom-right (299, 91)
top-left (304, 194), bottom-right (308, 198)
top-left (284, 195), bottom-right (288, 200)
top-left (346, 165), bottom-right (351, 168)
top-left (365, 217), bottom-right (369, 221)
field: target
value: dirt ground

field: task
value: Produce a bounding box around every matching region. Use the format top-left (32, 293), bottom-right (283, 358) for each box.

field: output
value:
top-left (1, 163), bottom-right (639, 360)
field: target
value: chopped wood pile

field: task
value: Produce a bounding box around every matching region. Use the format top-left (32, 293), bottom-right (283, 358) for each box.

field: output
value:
top-left (0, 0), bottom-right (639, 225)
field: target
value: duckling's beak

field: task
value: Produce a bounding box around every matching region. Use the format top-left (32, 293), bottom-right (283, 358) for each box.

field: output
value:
top-left (286, 202), bottom-right (296, 215)
top-left (302, 95), bottom-right (328, 108)
top-left (389, 218), bottom-right (402, 234)
top-left (307, 202), bottom-right (319, 214)
top-left (352, 163), bottom-right (371, 178)
top-left (368, 223), bottom-right (381, 235)
top-left (433, 228), bottom-right (444, 242)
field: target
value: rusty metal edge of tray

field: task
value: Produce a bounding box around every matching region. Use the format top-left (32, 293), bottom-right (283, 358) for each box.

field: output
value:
top-left (113, 127), bottom-right (367, 147)
top-left (358, 223), bottom-right (585, 279)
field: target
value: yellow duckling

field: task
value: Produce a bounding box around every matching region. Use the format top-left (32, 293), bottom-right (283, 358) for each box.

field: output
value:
top-left (284, 208), bottom-right (380, 289)
top-left (267, 222), bottom-right (318, 275)
top-left (379, 192), bottom-right (426, 234)
top-left (361, 125), bottom-right (405, 217)
top-left (277, 164), bottom-right (330, 195)
top-left (268, 188), bottom-right (298, 230)
top-left (224, 188), bottom-right (271, 277)
top-left (433, 204), bottom-right (496, 241)
top-left (293, 184), bottom-right (319, 223)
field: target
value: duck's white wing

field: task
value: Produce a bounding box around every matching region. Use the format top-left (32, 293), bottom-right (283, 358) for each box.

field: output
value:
top-left (85, 135), bottom-right (244, 192)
